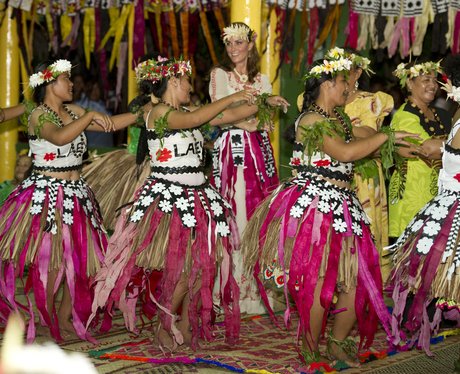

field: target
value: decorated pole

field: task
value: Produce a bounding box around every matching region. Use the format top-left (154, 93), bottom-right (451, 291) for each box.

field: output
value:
top-left (260, 4), bottom-right (280, 166)
top-left (0, 5), bottom-right (20, 182)
top-left (230, 0), bottom-right (262, 50)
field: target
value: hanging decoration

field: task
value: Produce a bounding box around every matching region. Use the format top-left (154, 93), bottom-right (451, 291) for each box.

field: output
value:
top-left (1, 0), bottom-right (458, 106)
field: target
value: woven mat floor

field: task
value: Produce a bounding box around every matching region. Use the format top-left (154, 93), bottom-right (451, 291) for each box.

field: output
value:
top-left (37, 311), bottom-right (457, 374)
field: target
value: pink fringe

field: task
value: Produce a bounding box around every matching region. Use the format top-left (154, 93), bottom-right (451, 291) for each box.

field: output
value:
top-left (389, 202), bottom-right (458, 354)
top-left (253, 182), bottom-right (391, 348)
top-left (212, 131), bottom-right (279, 222)
top-left (0, 181), bottom-right (106, 343)
top-left (90, 185), bottom-right (239, 348)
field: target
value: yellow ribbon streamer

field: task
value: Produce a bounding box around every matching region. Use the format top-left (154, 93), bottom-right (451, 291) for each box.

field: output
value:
top-left (60, 13), bottom-right (72, 45)
top-left (83, 8), bottom-right (96, 68)
top-left (100, 5), bottom-right (132, 70)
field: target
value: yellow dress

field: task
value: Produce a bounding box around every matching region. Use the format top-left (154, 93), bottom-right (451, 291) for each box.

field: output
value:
top-left (345, 92), bottom-right (394, 278)
top-left (388, 102), bottom-right (450, 238)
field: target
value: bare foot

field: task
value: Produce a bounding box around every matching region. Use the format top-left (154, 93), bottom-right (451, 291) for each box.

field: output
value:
top-left (177, 320), bottom-right (192, 347)
top-left (59, 318), bottom-right (77, 340)
top-left (153, 324), bottom-right (175, 353)
top-left (328, 341), bottom-right (360, 368)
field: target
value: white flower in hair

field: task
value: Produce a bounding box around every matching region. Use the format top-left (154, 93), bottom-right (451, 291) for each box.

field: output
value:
top-left (29, 59), bottom-right (72, 89)
top-left (326, 47), bottom-right (345, 59)
top-left (448, 85), bottom-right (460, 102)
top-left (222, 24), bottom-right (251, 42)
top-left (439, 79), bottom-right (460, 103)
top-left (50, 59), bottom-right (72, 73)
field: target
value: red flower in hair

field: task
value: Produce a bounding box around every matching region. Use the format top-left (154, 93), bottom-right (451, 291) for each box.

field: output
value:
top-left (454, 173), bottom-right (460, 183)
top-left (441, 73), bottom-right (449, 83)
top-left (42, 69), bottom-right (53, 81)
top-left (43, 152), bottom-right (56, 161)
top-left (156, 148), bottom-right (172, 162)
top-left (313, 159), bottom-right (331, 167)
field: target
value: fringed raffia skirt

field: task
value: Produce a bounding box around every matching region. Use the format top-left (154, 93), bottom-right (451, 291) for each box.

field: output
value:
top-left (211, 129), bottom-right (279, 220)
top-left (90, 175), bottom-right (240, 349)
top-left (388, 188), bottom-right (460, 355)
top-left (83, 149), bottom-right (150, 230)
top-left (242, 174), bottom-right (393, 349)
top-left (0, 172), bottom-right (107, 342)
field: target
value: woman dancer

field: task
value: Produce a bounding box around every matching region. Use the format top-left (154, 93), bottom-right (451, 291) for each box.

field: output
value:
top-left (209, 22), bottom-right (289, 314)
top-left (388, 54), bottom-right (460, 355)
top-left (89, 56), bottom-right (260, 351)
top-left (0, 59), bottom-right (137, 342)
top-left (242, 57), bottom-right (416, 367)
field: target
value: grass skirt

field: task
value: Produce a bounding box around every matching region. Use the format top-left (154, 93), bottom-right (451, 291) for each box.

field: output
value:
top-left (89, 176), bottom-right (240, 349)
top-left (0, 172), bottom-right (107, 342)
top-left (242, 174), bottom-right (393, 349)
top-left (388, 188), bottom-right (460, 354)
top-left (83, 150), bottom-right (150, 230)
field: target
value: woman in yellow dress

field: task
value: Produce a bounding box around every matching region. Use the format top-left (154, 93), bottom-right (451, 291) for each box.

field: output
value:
top-left (388, 61), bottom-right (451, 239)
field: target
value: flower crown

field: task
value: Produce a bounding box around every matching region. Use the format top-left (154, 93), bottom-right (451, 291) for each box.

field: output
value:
top-left (222, 23), bottom-right (256, 43)
top-left (304, 57), bottom-right (353, 80)
top-left (325, 47), bottom-right (373, 74)
top-left (135, 56), bottom-right (192, 84)
top-left (393, 61), bottom-right (442, 88)
top-left (29, 59), bottom-right (72, 89)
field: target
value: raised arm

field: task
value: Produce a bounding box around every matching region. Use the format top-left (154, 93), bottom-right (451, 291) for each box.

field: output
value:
top-left (29, 108), bottom-right (111, 146)
top-left (298, 113), bottom-right (416, 163)
top-left (148, 90), bottom-right (254, 130)
top-left (0, 104), bottom-right (26, 123)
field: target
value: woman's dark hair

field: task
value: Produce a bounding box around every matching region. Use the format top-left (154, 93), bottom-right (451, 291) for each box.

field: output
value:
top-left (442, 54), bottom-right (460, 88)
top-left (284, 60), bottom-right (336, 144)
top-left (301, 60), bottom-right (337, 111)
top-left (216, 22), bottom-right (260, 83)
top-left (32, 61), bottom-right (55, 103)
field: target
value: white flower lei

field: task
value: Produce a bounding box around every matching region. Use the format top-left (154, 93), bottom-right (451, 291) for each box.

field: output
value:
top-left (29, 59), bottom-right (72, 89)
top-left (222, 24), bottom-right (253, 42)
top-left (135, 56), bottom-right (192, 84)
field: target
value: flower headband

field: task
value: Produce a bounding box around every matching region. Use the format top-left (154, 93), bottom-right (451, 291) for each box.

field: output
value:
top-left (29, 59), bottom-right (72, 89)
top-left (135, 56), bottom-right (192, 84)
top-left (393, 61), bottom-right (442, 88)
top-left (304, 57), bottom-right (353, 80)
top-left (222, 23), bottom-right (256, 43)
top-left (325, 47), bottom-right (373, 74)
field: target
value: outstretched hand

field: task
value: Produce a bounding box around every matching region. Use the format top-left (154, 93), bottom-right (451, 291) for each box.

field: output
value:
top-left (92, 112), bottom-right (115, 132)
top-left (394, 131), bottom-right (426, 157)
top-left (232, 89), bottom-right (256, 105)
top-left (266, 95), bottom-right (290, 113)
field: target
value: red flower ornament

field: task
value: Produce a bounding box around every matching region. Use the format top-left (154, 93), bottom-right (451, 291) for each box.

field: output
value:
top-left (454, 173), bottom-right (460, 183)
top-left (43, 152), bottom-right (56, 161)
top-left (290, 157), bottom-right (301, 166)
top-left (156, 148), bottom-right (172, 162)
top-left (313, 159), bottom-right (331, 167)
